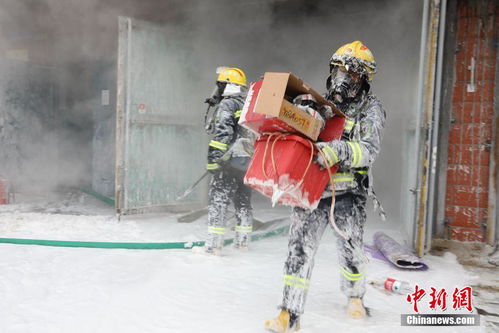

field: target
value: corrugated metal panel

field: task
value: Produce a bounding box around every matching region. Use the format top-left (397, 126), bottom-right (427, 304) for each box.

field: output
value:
top-left (116, 17), bottom-right (205, 215)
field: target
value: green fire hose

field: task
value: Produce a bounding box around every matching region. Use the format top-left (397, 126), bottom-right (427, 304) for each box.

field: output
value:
top-left (0, 187), bottom-right (289, 249)
top-left (0, 225), bottom-right (289, 250)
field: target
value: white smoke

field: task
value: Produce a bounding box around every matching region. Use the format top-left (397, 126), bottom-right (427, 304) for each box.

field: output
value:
top-left (0, 0), bottom-right (423, 225)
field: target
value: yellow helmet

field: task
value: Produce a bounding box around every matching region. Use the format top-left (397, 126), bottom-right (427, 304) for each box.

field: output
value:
top-left (217, 67), bottom-right (247, 87)
top-left (330, 41), bottom-right (376, 81)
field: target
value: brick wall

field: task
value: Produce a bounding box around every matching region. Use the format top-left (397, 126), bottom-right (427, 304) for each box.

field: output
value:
top-left (445, 0), bottom-right (497, 242)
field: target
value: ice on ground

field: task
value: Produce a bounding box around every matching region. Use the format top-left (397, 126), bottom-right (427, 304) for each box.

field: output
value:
top-left (0, 192), bottom-right (206, 242)
top-left (0, 194), bottom-right (488, 332)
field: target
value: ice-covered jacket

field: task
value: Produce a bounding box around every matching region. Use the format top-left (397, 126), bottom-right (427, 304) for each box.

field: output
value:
top-left (321, 93), bottom-right (386, 196)
top-left (206, 94), bottom-right (253, 171)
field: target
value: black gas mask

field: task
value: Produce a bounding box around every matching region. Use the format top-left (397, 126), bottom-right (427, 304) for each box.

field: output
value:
top-left (204, 81), bottom-right (227, 107)
top-left (326, 65), bottom-right (366, 111)
top-left (204, 81), bottom-right (227, 134)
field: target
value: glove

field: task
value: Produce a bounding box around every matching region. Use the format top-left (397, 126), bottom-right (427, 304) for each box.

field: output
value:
top-left (204, 97), bottom-right (217, 107)
top-left (206, 162), bottom-right (221, 174)
top-left (314, 142), bottom-right (340, 169)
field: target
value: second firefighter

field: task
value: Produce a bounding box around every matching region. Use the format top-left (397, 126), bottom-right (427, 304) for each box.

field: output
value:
top-left (197, 67), bottom-right (255, 255)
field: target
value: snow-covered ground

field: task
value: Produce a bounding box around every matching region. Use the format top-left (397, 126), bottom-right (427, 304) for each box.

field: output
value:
top-left (0, 192), bottom-right (489, 332)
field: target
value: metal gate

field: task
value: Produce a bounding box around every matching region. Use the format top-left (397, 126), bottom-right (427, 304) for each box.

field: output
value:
top-left (115, 17), bottom-right (206, 215)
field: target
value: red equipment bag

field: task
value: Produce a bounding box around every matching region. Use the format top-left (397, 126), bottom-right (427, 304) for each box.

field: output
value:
top-left (319, 116), bottom-right (346, 141)
top-left (244, 134), bottom-right (339, 210)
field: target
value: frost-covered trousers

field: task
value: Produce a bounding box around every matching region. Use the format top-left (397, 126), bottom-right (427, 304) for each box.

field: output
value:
top-left (280, 192), bottom-right (368, 315)
top-left (206, 167), bottom-right (253, 249)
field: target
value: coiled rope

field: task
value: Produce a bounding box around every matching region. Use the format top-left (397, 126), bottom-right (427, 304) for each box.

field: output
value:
top-left (259, 133), bottom-right (349, 240)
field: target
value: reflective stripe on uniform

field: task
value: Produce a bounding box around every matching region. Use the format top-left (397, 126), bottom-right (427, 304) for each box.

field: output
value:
top-left (333, 171), bottom-right (367, 182)
top-left (333, 172), bottom-right (355, 182)
top-left (322, 145), bottom-right (339, 167)
top-left (234, 109), bottom-right (242, 118)
top-left (344, 119), bottom-right (355, 131)
top-left (208, 226), bottom-right (226, 235)
top-left (235, 225), bottom-right (253, 233)
top-left (209, 140), bottom-right (228, 151)
top-left (206, 163), bottom-right (220, 170)
top-left (283, 275), bottom-right (310, 289)
top-left (340, 266), bottom-right (364, 281)
top-left (347, 141), bottom-right (363, 167)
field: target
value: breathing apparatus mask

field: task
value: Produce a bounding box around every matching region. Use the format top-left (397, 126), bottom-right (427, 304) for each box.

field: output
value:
top-left (326, 64), bottom-right (366, 111)
top-left (205, 81), bottom-right (227, 107)
top-left (203, 81), bottom-right (227, 134)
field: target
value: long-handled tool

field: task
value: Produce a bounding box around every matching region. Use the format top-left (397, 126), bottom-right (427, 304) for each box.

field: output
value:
top-left (176, 171), bottom-right (209, 201)
top-left (177, 140), bottom-right (243, 203)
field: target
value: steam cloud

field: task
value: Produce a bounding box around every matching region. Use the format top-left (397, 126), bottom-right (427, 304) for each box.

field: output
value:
top-left (0, 0), bottom-right (423, 226)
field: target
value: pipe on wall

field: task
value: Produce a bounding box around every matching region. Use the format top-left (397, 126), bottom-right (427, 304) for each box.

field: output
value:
top-left (415, 0), bottom-right (442, 257)
top-left (487, 45), bottom-right (499, 245)
top-left (425, 0), bottom-right (447, 253)
top-left (412, 0), bottom-right (430, 252)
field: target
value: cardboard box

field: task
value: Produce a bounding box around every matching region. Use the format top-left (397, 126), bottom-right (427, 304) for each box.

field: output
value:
top-left (240, 80), bottom-right (297, 135)
top-left (240, 72), bottom-right (343, 141)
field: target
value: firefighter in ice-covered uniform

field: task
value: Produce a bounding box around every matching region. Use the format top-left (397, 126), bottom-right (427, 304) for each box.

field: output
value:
top-left (194, 67), bottom-right (255, 255)
top-left (265, 41), bottom-right (387, 332)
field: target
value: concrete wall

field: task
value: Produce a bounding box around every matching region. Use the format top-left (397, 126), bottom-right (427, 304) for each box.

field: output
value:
top-left (0, 59), bottom-right (60, 191)
top-left (91, 62), bottom-right (116, 198)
